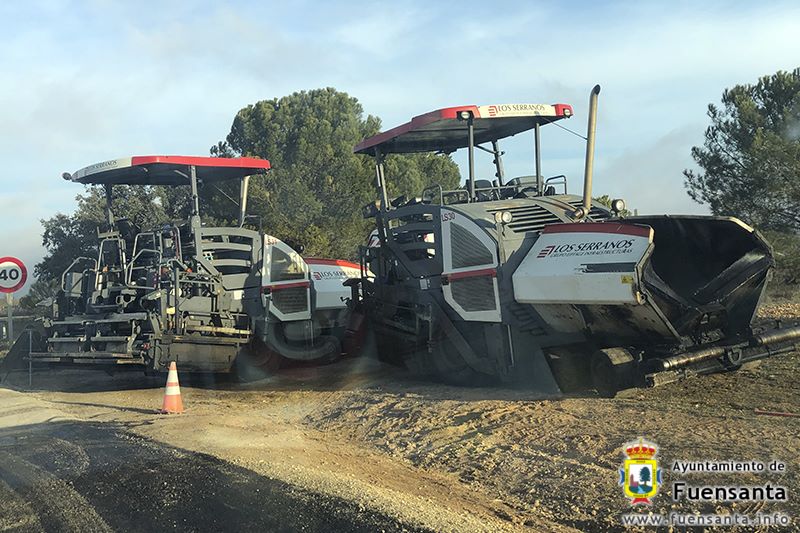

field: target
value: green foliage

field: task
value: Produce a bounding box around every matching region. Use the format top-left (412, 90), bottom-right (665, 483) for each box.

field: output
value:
top-left (17, 278), bottom-right (59, 316)
top-left (639, 466), bottom-right (651, 485)
top-left (684, 68), bottom-right (800, 230)
top-left (37, 212), bottom-right (97, 282)
top-left (685, 69), bottom-right (800, 291)
top-left (36, 186), bottom-right (175, 281)
top-left (34, 87), bottom-right (462, 281)
top-left (762, 230), bottom-right (800, 293)
top-left (213, 88), bottom-right (461, 258)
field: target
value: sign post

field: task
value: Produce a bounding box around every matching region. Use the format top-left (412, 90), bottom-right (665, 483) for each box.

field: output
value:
top-left (5, 293), bottom-right (12, 342)
top-left (0, 257), bottom-right (28, 342)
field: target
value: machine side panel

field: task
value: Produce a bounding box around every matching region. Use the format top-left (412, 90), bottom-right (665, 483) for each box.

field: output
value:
top-left (307, 260), bottom-right (361, 310)
top-left (261, 235), bottom-right (311, 321)
top-left (440, 209), bottom-right (501, 323)
top-left (513, 223), bottom-right (652, 305)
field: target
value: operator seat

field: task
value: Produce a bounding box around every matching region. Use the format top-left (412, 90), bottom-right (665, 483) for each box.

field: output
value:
top-left (474, 180), bottom-right (496, 201)
top-left (116, 218), bottom-right (140, 241)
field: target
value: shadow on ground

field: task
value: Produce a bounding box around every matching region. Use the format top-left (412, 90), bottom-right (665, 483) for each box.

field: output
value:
top-left (0, 354), bottom-right (593, 404)
top-left (0, 418), bottom-right (425, 533)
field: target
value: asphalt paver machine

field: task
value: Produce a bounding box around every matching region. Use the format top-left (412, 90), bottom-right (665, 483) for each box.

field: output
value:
top-left (19, 156), bottom-right (358, 375)
top-left (348, 87), bottom-right (800, 395)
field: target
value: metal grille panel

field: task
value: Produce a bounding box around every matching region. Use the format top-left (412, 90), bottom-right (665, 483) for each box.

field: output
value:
top-left (451, 223), bottom-right (493, 269)
top-left (271, 287), bottom-right (308, 315)
top-left (451, 276), bottom-right (496, 312)
top-left (486, 202), bottom-right (611, 234)
top-left (486, 204), bottom-right (563, 234)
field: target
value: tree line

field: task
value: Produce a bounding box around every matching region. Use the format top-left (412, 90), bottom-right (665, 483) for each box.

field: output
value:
top-left (685, 68), bottom-right (800, 291)
top-left (30, 88), bottom-right (460, 287)
top-left (20, 69), bottom-right (800, 309)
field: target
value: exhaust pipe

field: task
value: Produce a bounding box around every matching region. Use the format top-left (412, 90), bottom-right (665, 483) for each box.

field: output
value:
top-left (574, 85), bottom-right (601, 219)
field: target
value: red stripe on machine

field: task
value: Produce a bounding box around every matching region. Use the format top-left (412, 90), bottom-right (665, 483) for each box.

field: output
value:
top-left (130, 155), bottom-right (271, 170)
top-left (542, 223), bottom-right (652, 238)
top-left (443, 267), bottom-right (497, 281)
top-left (305, 258), bottom-right (361, 269)
top-left (263, 281), bottom-right (311, 292)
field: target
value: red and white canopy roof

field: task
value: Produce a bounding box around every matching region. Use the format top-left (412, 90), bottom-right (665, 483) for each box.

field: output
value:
top-left (354, 103), bottom-right (573, 155)
top-left (67, 155), bottom-right (271, 185)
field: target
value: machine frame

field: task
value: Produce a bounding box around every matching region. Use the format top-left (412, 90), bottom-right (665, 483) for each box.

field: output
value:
top-left (350, 90), bottom-right (797, 395)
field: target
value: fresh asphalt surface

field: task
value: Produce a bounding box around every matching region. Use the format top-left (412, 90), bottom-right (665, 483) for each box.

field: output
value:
top-left (0, 418), bottom-right (424, 532)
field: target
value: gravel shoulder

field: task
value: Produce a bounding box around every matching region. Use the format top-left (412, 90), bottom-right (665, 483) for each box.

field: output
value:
top-left (1, 362), bottom-right (550, 532)
top-left (0, 304), bottom-right (797, 531)
top-left (0, 389), bottom-right (428, 532)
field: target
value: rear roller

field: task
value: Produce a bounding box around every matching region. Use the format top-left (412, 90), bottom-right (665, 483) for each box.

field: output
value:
top-left (546, 347), bottom-right (592, 393)
top-left (591, 347), bottom-right (637, 398)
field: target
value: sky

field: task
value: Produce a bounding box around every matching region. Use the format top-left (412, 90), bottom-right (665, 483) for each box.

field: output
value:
top-left (1, 0), bottom-right (798, 291)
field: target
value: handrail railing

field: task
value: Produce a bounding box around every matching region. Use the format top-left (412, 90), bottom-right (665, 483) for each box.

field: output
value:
top-left (125, 249), bottom-right (162, 288)
top-left (421, 183), bottom-right (444, 205)
top-left (60, 256), bottom-right (98, 293)
top-left (545, 175), bottom-right (568, 195)
top-left (420, 175), bottom-right (571, 207)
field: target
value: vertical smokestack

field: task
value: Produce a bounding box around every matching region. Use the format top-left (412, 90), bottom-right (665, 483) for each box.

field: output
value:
top-left (577, 85), bottom-right (601, 219)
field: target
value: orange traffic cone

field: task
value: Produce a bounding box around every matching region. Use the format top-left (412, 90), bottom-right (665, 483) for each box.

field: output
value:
top-left (160, 361), bottom-right (184, 414)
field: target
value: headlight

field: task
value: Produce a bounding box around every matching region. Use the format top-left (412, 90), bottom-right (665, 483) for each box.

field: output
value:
top-left (611, 198), bottom-right (626, 214)
top-left (494, 211), bottom-right (513, 224)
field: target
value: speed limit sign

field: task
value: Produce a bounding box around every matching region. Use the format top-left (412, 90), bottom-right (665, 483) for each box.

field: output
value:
top-left (0, 257), bottom-right (27, 293)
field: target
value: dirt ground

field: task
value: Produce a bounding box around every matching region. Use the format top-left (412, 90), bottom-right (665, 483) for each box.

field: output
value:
top-left (0, 304), bottom-right (798, 532)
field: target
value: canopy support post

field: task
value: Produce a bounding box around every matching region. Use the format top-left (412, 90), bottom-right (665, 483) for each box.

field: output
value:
top-left (238, 175), bottom-right (250, 227)
top-left (491, 140), bottom-right (505, 186)
top-left (189, 165), bottom-right (204, 261)
top-left (534, 122), bottom-right (542, 195)
top-left (467, 115), bottom-right (475, 202)
top-left (374, 148), bottom-right (390, 245)
top-left (104, 184), bottom-right (114, 227)
top-left (375, 149), bottom-right (389, 212)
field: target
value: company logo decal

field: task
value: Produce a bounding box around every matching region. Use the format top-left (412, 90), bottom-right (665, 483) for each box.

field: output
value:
top-left (87, 159), bottom-right (120, 172)
top-left (312, 270), bottom-right (351, 281)
top-left (537, 245), bottom-right (555, 258)
top-left (536, 239), bottom-right (634, 259)
top-left (485, 103), bottom-right (548, 117)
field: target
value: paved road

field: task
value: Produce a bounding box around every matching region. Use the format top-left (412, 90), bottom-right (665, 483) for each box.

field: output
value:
top-left (0, 418), bottom-right (424, 532)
